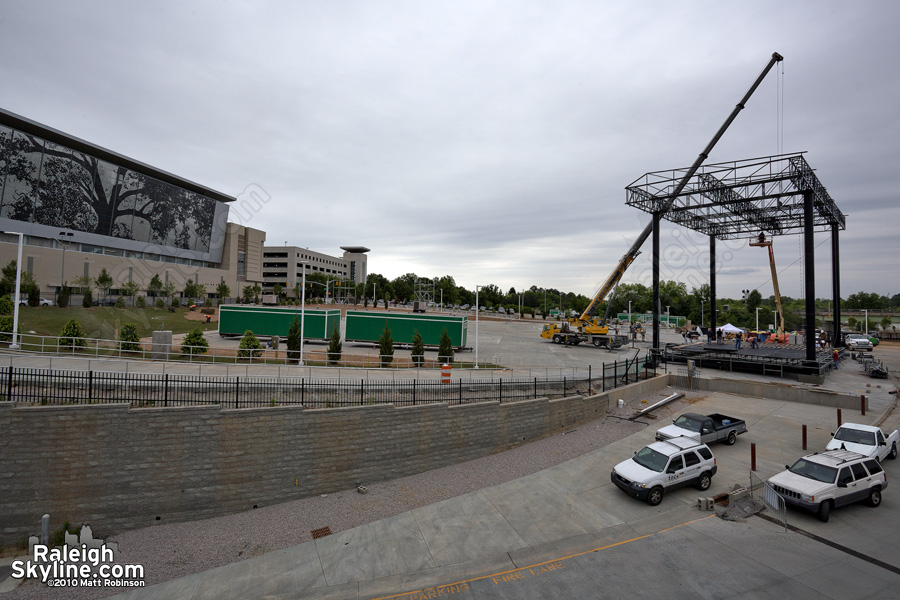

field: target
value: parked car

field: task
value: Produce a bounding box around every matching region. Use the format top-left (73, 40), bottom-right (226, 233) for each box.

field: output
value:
top-left (656, 413), bottom-right (748, 446)
top-left (826, 423), bottom-right (899, 462)
top-left (39, 297), bottom-right (54, 306)
top-left (611, 437), bottom-right (717, 506)
top-left (846, 334), bottom-right (873, 351)
top-left (768, 449), bottom-right (887, 522)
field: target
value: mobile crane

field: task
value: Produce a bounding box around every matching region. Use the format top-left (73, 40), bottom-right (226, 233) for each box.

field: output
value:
top-left (748, 233), bottom-right (786, 339)
top-left (541, 52), bottom-right (784, 349)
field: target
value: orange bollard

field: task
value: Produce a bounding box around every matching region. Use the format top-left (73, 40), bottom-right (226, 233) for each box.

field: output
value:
top-left (441, 363), bottom-right (451, 384)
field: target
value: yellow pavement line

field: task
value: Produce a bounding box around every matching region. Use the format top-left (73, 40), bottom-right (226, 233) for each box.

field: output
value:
top-left (368, 514), bottom-right (715, 600)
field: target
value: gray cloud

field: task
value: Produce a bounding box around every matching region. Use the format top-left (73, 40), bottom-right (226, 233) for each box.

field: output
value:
top-left (1, 0), bottom-right (897, 299)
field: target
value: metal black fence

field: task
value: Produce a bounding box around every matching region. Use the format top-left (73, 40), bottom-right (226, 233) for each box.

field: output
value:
top-left (1, 354), bottom-right (656, 408)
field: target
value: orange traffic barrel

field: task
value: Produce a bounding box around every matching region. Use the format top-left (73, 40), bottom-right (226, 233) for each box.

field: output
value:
top-left (441, 363), bottom-right (451, 384)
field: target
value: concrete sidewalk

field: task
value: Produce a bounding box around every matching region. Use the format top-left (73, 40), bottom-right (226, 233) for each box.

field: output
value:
top-left (107, 384), bottom-right (900, 600)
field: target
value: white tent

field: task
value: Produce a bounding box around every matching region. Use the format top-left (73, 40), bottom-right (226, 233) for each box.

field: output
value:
top-left (717, 323), bottom-right (744, 333)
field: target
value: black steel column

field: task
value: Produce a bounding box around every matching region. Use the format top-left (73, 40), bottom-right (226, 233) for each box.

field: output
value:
top-left (652, 212), bottom-right (661, 350)
top-left (831, 223), bottom-right (842, 347)
top-left (804, 191), bottom-right (816, 361)
top-left (710, 236), bottom-right (717, 335)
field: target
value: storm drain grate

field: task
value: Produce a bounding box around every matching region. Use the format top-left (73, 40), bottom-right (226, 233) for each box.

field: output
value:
top-left (310, 526), bottom-right (332, 539)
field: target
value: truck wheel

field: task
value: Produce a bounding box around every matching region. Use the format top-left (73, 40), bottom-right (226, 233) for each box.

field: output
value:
top-left (647, 487), bottom-right (664, 506)
top-left (696, 472), bottom-right (711, 491)
top-left (868, 488), bottom-right (882, 507)
top-left (817, 500), bottom-right (831, 523)
top-left (889, 443), bottom-right (897, 460)
top-left (593, 339), bottom-right (602, 347)
top-left (726, 431), bottom-right (737, 446)
top-left (552, 335), bottom-right (560, 344)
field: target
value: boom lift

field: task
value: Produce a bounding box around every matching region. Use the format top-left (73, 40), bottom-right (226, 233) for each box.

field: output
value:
top-left (748, 233), bottom-right (786, 339)
top-left (540, 52), bottom-right (784, 350)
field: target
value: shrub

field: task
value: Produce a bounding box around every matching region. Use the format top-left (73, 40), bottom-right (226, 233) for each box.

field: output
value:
top-left (411, 329), bottom-right (424, 366)
top-left (136, 296), bottom-right (146, 308)
top-left (27, 284), bottom-right (40, 307)
top-left (118, 322), bottom-right (141, 352)
top-left (238, 330), bottom-right (262, 358)
top-left (0, 315), bottom-right (17, 342)
top-left (0, 295), bottom-right (12, 316)
top-left (204, 297), bottom-right (213, 308)
top-left (58, 319), bottom-right (86, 348)
top-left (115, 296), bottom-right (126, 308)
top-left (182, 327), bottom-right (209, 355)
top-left (438, 328), bottom-right (454, 365)
top-left (286, 317), bottom-right (301, 363)
top-left (155, 298), bottom-right (165, 309)
top-left (327, 322), bottom-right (342, 365)
top-left (56, 284), bottom-right (70, 309)
top-left (378, 322), bottom-right (394, 367)
top-left (82, 289), bottom-right (93, 308)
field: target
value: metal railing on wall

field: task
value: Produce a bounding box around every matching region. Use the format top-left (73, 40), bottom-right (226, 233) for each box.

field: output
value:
top-left (0, 353), bottom-right (657, 408)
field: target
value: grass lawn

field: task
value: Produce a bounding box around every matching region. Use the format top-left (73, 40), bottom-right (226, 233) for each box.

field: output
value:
top-left (15, 305), bottom-right (218, 340)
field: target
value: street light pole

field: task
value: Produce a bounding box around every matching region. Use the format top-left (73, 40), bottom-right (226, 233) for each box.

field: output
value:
top-left (862, 309), bottom-right (868, 334)
top-left (666, 305), bottom-right (670, 328)
top-left (701, 301), bottom-right (705, 329)
top-left (300, 262), bottom-right (307, 365)
top-left (4, 232), bottom-right (24, 349)
top-left (755, 307), bottom-right (762, 332)
top-left (475, 285), bottom-right (483, 369)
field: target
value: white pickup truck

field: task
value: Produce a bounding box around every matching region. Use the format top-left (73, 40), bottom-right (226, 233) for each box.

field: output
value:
top-left (825, 423), bottom-right (899, 462)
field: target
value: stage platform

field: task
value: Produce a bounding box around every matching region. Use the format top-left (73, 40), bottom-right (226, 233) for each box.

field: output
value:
top-left (662, 341), bottom-right (834, 379)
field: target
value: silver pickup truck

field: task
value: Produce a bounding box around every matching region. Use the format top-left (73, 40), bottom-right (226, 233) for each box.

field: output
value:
top-left (656, 412), bottom-right (748, 446)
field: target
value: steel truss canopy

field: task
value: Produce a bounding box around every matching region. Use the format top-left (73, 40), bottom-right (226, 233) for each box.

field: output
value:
top-left (625, 153), bottom-right (846, 240)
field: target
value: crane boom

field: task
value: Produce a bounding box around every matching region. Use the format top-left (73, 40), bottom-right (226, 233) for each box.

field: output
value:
top-left (578, 52), bottom-right (784, 326)
top-left (749, 235), bottom-right (785, 338)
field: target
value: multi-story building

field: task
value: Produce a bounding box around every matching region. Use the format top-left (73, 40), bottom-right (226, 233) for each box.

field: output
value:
top-left (262, 245), bottom-right (369, 295)
top-left (0, 108), bottom-right (265, 300)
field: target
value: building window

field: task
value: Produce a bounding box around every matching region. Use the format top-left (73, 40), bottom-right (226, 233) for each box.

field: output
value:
top-left (237, 251), bottom-right (245, 277)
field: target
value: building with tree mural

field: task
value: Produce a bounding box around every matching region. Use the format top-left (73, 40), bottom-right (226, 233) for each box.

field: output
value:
top-left (0, 108), bottom-right (265, 301)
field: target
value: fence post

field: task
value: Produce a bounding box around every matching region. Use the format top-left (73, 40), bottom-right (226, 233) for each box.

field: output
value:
top-left (301, 378), bottom-right (305, 405)
top-left (360, 379), bottom-right (364, 405)
top-left (534, 376), bottom-right (537, 399)
top-left (802, 424), bottom-right (807, 450)
top-left (413, 379), bottom-right (417, 406)
top-left (164, 373), bottom-right (169, 407)
top-left (6, 366), bottom-right (11, 401)
top-left (459, 378), bottom-right (462, 405)
top-left (88, 370), bottom-right (93, 403)
top-left (563, 376), bottom-right (567, 397)
top-left (614, 360), bottom-right (617, 388)
top-left (235, 377), bottom-right (240, 409)
top-left (499, 378), bottom-right (502, 404)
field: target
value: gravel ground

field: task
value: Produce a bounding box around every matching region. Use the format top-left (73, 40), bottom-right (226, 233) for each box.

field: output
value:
top-left (5, 390), bottom-right (704, 599)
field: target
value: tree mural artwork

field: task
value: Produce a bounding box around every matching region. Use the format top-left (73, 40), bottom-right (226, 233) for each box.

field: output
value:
top-left (0, 125), bottom-right (217, 252)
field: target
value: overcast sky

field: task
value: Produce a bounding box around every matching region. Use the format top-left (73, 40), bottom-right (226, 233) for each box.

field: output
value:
top-left (1, 1), bottom-right (898, 300)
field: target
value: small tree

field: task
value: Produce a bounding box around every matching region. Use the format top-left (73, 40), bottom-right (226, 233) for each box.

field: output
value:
top-left (120, 281), bottom-right (140, 306)
top-left (27, 282), bottom-right (40, 307)
top-left (438, 328), bottom-right (454, 365)
top-left (118, 322), bottom-right (141, 352)
top-left (115, 296), bottom-right (126, 308)
top-left (411, 329), bottom-right (425, 366)
top-left (216, 281), bottom-right (231, 303)
top-left (155, 297), bottom-right (165, 309)
top-left (242, 285), bottom-right (255, 304)
top-left (147, 274), bottom-right (163, 297)
top-left (56, 284), bottom-right (70, 309)
top-left (286, 316), bottom-right (302, 363)
top-left (182, 327), bottom-right (209, 355)
top-left (327, 322), bottom-right (342, 365)
top-left (95, 268), bottom-right (113, 302)
top-left (880, 316), bottom-right (893, 332)
top-left (183, 279), bottom-right (204, 302)
top-left (58, 319), bottom-right (86, 348)
top-left (0, 295), bottom-right (12, 315)
top-left (82, 288), bottom-right (93, 308)
top-left (847, 316), bottom-right (858, 331)
top-left (378, 322), bottom-right (394, 367)
top-left (162, 282), bottom-right (177, 304)
top-left (238, 329), bottom-right (262, 358)
top-left (273, 283), bottom-right (283, 297)
top-left (136, 295), bottom-right (146, 308)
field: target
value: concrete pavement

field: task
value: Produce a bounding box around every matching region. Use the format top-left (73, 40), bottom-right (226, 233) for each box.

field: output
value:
top-left (106, 373), bottom-right (900, 599)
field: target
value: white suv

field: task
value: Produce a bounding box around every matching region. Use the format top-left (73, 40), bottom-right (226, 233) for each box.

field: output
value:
top-left (611, 437), bottom-right (717, 506)
top-left (768, 450), bottom-right (887, 522)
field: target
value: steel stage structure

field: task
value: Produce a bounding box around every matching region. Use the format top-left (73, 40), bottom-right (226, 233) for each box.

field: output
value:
top-left (625, 152), bottom-right (846, 375)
